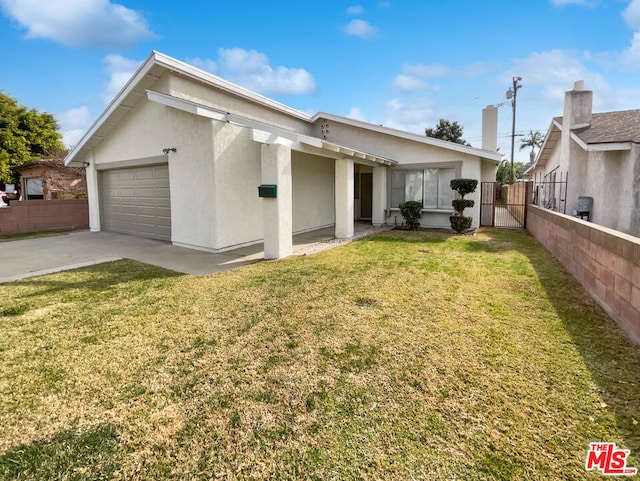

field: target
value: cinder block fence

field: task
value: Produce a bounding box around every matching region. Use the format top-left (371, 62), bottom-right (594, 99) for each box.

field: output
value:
top-left (0, 199), bottom-right (89, 234)
top-left (527, 205), bottom-right (640, 345)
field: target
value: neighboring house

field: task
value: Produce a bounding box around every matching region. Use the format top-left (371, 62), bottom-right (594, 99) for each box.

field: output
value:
top-left (13, 155), bottom-right (87, 200)
top-left (65, 51), bottom-right (501, 259)
top-left (526, 81), bottom-right (640, 237)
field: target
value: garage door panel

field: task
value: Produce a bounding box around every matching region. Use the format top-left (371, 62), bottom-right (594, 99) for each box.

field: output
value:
top-left (101, 165), bottom-right (171, 241)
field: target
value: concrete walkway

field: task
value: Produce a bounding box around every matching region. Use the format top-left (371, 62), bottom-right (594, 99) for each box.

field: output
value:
top-left (0, 223), bottom-right (390, 283)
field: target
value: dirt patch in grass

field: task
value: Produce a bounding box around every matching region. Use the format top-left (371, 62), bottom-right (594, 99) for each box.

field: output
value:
top-left (0, 229), bottom-right (638, 480)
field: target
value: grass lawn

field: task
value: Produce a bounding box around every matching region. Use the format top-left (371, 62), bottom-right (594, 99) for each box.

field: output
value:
top-left (1, 228), bottom-right (638, 480)
top-left (0, 230), bottom-right (68, 243)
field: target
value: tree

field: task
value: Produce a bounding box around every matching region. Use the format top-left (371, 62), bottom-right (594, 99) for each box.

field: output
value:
top-left (519, 129), bottom-right (544, 166)
top-left (0, 91), bottom-right (64, 183)
top-left (449, 178), bottom-right (478, 233)
top-left (496, 159), bottom-right (525, 184)
top-left (425, 119), bottom-right (470, 145)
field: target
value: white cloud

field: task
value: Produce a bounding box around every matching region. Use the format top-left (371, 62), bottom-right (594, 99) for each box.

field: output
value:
top-left (508, 50), bottom-right (609, 105)
top-left (392, 74), bottom-right (429, 92)
top-left (403, 63), bottom-right (451, 78)
top-left (344, 19), bottom-right (377, 39)
top-left (383, 98), bottom-right (438, 134)
top-left (187, 48), bottom-right (317, 96)
top-left (0, 0), bottom-right (156, 48)
top-left (57, 106), bottom-right (93, 147)
top-left (619, 31), bottom-right (640, 65)
top-left (346, 107), bottom-right (368, 122)
top-left (549, 0), bottom-right (594, 6)
top-left (623, 0), bottom-right (640, 28)
top-left (102, 54), bottom-right (142, 104)
top-left (346, 5), bottom-right (364, 15)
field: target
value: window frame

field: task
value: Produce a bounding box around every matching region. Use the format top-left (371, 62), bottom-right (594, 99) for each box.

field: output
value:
top-left (388, 162), bottom-right (462, 211)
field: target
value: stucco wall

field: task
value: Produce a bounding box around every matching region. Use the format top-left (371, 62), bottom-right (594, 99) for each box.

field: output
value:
top-left (322, 121), bottom-right (495, 229)
top-left (531, 137), bottom-right (639, 238)
top-left (527, 205), bottom-right (640, 345)
top-left (211, 122), bottom-right (263, 250)
top-left (166, 75), bottom-right (313, 135)
top-left (292, 151), bottom-right (335, 232)
top-left (90, 99), bottom-right (219, 250)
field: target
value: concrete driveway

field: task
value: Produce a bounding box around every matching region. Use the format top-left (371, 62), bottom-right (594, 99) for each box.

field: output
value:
top-left (0, 224), bottom-right (388, 283)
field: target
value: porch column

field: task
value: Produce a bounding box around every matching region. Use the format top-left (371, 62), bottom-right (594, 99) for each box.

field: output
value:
top-left (335, 157), bottom-right (354, 239)
top-left (261, 143), bottom-right (292, 259)
top-left (85, 151), bottom-right (101, 232)
top-left (372, 166), bottom-right (387, 226)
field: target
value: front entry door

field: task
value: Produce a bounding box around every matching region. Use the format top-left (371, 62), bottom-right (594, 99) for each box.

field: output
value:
top-left (360, 173), bottom-right (373, 219)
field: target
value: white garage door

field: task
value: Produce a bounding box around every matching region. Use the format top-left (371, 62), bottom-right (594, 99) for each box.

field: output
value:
top-left (101, 165), bottom-right (171, 241)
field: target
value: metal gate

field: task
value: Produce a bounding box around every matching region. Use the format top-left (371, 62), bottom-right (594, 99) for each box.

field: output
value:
top-left (480, 181), bottom-right (530, 228)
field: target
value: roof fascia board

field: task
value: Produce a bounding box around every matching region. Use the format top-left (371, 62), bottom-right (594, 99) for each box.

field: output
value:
top-left (65, 51), bottom-right (160, 165)
top-left (312, 112), bottom-right (502, 162)
top-left (152, 52), bottom-right (312, 122)
top-left (585, 142), bottom-right (632, 152)
top-left (570, 132), bottom-right (589, 150)
top-left (147, 90), bottom-right (228, 121)
top-left (530, 120), bottom-right (561, 171)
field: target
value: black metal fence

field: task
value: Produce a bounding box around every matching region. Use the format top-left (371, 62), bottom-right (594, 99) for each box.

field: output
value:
top-left (529, 171), bottom-right (568, 214)
top-left (480, 182), bottom-right (530, 228)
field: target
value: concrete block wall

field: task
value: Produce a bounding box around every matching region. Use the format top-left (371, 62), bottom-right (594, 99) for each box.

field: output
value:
top-left (527, 205), bottom-right (640, 345)
top-left (0, 199), bottom-right (89, 234)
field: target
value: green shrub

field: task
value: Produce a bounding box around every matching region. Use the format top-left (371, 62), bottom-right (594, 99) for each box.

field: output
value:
top-left (452, 199), bottom-right (474, 215)
top-left (399, 201), bottom-right (422, 231)
top-left (449, 178), bottom-right (478, 233)
top-left (450, 179), bottom-right (478, 197)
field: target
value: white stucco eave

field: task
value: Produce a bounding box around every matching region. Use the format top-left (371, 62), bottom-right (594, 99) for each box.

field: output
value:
top-left (311, 112), bottom-right (502, 164)
top-left (147, 90), bottom-right (398, 166)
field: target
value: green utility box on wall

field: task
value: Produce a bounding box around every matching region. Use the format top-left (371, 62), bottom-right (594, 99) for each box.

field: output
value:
top-left (258, 184), bottom-right (277, 198)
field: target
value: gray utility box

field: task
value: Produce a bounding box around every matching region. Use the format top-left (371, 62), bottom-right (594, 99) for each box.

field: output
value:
top-left (576, 196), bottom-right (593, 221)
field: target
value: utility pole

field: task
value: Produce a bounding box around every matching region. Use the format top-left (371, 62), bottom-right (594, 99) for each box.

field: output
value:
top-left (506, 76), bottom-right (522, 184)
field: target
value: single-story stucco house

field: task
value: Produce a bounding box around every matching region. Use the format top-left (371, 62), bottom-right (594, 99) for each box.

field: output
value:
top-left (65, 51), bottom-right (501, 259)
top-left (526, 80), bottom-right (640, 238)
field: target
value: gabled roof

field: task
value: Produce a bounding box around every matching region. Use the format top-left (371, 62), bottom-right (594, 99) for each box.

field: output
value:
top-left (571, 109), bottom-right (640, 144)
top-left (526, 109), bottom-right (640, 174)
top-left (66, 51), bottom-right (501, 166)
top-left (312, 112), bottom-right (502, 163)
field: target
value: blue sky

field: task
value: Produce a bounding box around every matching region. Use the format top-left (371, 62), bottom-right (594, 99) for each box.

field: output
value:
top-left (2, 0), bottom-right (640, 163)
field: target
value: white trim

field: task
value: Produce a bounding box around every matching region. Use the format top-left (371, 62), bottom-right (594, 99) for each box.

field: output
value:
top-left (312, 112), bottom-right (502, 163)
top-left (147, 90), bottom-right (228, 121)
top-left (152, 52), bottom-right (312, 122)
top-left (585, 142), bottom-right (632, 152)
top-left (147, 90), bottom-right (397, 166)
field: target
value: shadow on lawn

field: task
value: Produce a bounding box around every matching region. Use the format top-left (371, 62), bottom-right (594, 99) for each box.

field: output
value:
top-left (0, 424), bottom-right (121, 480)
top-left (480, 228), bottom-right (640, 457)
top-left (2, 259), bottom-right (183, 305)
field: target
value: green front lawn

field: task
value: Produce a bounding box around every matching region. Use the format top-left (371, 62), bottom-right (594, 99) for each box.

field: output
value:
top-left (1, 229), bottom-right (638, 480)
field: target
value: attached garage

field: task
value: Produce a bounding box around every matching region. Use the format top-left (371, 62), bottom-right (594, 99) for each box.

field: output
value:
top-left (100, 165), bottom-right (171, 241)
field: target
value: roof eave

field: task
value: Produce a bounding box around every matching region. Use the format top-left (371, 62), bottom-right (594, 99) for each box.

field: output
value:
top-left (312, 112), bottom-right (503, 163)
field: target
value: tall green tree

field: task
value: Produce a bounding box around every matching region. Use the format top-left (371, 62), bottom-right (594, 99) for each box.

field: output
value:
top-left (519, 130), bottom-right (544, 166)
top-left (496, 159), bottom-right (525, 184)
top-left (0, 91), bottom-right (64, 183)
top-left (425, 119), bottom-right (470, 145)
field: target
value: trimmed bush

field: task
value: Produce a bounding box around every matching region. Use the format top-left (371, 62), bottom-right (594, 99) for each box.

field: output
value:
top-left (449, 178), bottom-right (478, 234)
top-left (450, 179), bottom-right (478, 197)
top-left (452, 199), bottom-right (474, 214)
top-left (399, 201), bottom-right (422, 231)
